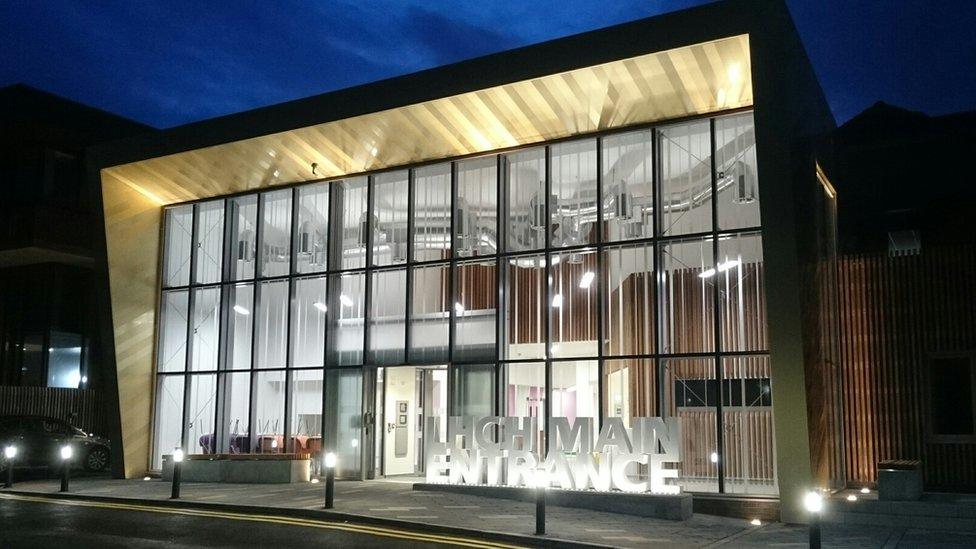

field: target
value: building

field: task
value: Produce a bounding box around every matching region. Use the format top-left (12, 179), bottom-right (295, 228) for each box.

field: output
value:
top-left (830, 103), bottom-right (976, 491)
top-left (89, 0), bottom-right (836, 522)
top-left (0, 85), bottom-right (149, 434)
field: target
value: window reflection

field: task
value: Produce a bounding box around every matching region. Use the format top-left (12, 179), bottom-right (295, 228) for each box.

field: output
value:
top-left (259, 189), bottom-right (292, 277)
top-left (410, 264), bottom-right (449, 364)
top-left (659, 120), bottom-right (713, 236)
top-left (549, 250), bottom-right (598, 358)
top-left (456, 156), bottom-right (497, 257)
top-left (227, 195), bottom-right (257, 281)
top-left (162, 205), bottom-right (192, 287)
top-left (503, 148), bottom-right (546, 252)
top-left (295, 183), bottom-right (329, 273)
top-left (550, 139), bottom-right (597, 248)
top-left (372, 171), bottom-right (409, 266)
top-left (414, 163), bottom-right (452, 261)
top-left (602, 131), bottom-right (653, 242)
top-left (194, 200), bottom-right (224, 284)
top-left (327, 273), bottom-right (365, 366)
top-left (369, 269), bottom-right (406, 365)
top-left (333, 177), bottom-right (369, 270)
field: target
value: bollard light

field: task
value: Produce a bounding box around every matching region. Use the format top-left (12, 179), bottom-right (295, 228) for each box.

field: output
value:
top-left (60, 445), bottom-right (73, 492)
top-left (3, 445), bottom-right (16, 488)
top-left (171, 447), bottom-right (184, 499)
top-left (860, 487), bottom-right (870, 494)
top-left (534, 468), bottom-right (548, 536)
top-left (323, 452), bottom-right (336, 509)
top-left (804, 491), bottom-right (823, 549)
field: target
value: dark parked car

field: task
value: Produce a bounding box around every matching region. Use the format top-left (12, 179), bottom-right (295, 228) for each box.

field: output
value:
top-left (0, 416), bottom-right (110, 472)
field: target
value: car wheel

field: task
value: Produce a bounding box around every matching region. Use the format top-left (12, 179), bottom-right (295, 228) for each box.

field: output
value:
top-left (85, 446), bottom-right (110, 472)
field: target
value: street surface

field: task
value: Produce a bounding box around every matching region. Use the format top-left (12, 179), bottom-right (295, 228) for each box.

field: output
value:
top-left (0, 493), bottom-right (521, 548)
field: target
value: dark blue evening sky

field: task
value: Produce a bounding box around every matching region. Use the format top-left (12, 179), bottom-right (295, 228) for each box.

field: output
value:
top-left (2, 0), bottom-right (974, 128)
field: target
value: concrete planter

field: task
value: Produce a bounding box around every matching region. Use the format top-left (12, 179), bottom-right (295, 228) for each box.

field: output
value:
top-left (161, 455), bottom-right (310, 484)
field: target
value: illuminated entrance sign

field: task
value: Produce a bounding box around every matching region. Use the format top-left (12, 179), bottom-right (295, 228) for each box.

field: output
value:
top-left (424, 416), bottom-right (682, 494)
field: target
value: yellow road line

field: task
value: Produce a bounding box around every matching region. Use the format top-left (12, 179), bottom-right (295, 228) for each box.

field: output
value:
top-left (0, 492), bottom-right (526, 549)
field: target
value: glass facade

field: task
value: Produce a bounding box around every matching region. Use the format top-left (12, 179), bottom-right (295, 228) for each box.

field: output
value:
top-left (153, 111), bottom-right (772, 493)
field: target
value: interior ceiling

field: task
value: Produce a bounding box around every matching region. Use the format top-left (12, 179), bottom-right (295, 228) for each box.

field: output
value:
top-left (102, 34), bottom-right (751, 207)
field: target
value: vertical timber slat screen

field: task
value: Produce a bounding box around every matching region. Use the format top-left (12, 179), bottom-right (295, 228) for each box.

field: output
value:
top-left (837, 245), bottom-right (976, 491)
top-left (0, 386), bottom-right (108, 435)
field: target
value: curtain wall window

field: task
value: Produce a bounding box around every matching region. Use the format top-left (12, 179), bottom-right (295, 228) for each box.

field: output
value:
top-left (152, 110), bottom-right (771, 494)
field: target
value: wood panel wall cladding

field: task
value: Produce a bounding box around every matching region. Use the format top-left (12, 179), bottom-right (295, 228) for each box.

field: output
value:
top-left (836, 246), bottom-right (976, 491)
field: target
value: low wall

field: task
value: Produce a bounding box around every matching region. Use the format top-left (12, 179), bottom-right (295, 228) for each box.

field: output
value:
top-left (161, 455), bottom-right (310, 484)
top-left (413, 483), bottom-right (692, 520)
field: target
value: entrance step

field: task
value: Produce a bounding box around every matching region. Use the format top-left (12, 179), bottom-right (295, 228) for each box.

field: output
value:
top-left (413, 482), bottom-right (693, 520)
top-left (824, 492), bottom-right (976, 532)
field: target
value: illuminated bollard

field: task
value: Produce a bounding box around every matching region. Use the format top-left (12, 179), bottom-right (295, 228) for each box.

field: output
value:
top-left (804, 491), bottom-right (824, 549)
top-left (324, 452), bottom-right (336, 509)
top-left (3, 445), bottom-right (17, 488)
top-left (59, 445), bottom-right (73, 492)
top-left (171, 448), bottom-right (185, 499)
top-left (534, 469), bottom-right (548, 536)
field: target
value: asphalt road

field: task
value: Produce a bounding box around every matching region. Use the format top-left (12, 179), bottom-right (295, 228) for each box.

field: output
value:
top-left (0, 493), bottom-right (521, 548)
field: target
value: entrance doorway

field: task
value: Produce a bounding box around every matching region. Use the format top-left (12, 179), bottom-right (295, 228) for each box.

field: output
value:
top-left (373, 365), bottom-right (447, 477)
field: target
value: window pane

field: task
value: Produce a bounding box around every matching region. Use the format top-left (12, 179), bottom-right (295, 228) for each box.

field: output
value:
top-left (719, 232), bottom-right (767, 352)
top-left (369, 269), bottom-right (406, 365)
top-left (157, 290), bottom-right (188, 373)
top-left (602, 130), bottom-right (653, 242)
top-left (187, 374), bottom-right (217, 454)
top-left (162, 205), bottom-right (192, 287)
top-left (660, 238), bottom-right (715, 354)
top-left (931, 357), bottom-right (975, 436)
top-left (328, 273), bottom-right (365, 366)
top-left (604, 359), bottom-right (657, 427)
top-left (456, 156), bottom-right (497, 257)
top-left (189, 287), bottom-right (220, 372)
top-left (452, 363), bottom-right (495, 419)
top-left (289, 369), bottom-right (323, 460)
top-left (550, 139), bottom-right (597, 247)
top-left (501, 362), bottom-right (544, 459)
top-left (194, 200), bottom-right (224, 284)
top-left (715, 112), bottom-right (760, 230)
top-left (226, 195), bottom-right (257, 281)
top-left (722, 356), bottom-right (776, 494)
top-left (325, 368), bottom-right (362, 478)
top-left (413, 163), bottom-right (452, 261)
top-left (503, 148), bottom-right (546, 252)
top-left (291, 276), bottom-right (327, 367)
top-left (550, 250), bottom-right (598, 358)
top-left (225, 283), bottom-right (253, 370)
top-left (259, 189), bottom-right (292, 277)
top-left (603, 244), bottom-right (655, 356)
top-left (410, 264), bottom-right (449, 364)
top-left (254, 370), bottom-right (286, 453)
top-left (152, 375), bottom-right (184, 469)
top-left (256, 280), bottom-right (288, 369)
top-left (551, 360), bottom-right (598, 440)
top-left (372, 171), bottom-right (409, 266)
top-left (46, 332), bottom-right (83, 388)
top-left (503, 255), bottom-right (546, 360)
top-left (332, 177), bottom-right (369, 270)
top-left (295, 182), bottom-right (330, 273)
top-left (217, 371), bottom-right (250, 453)
top-left (454, 260), bottom-right (497, 363)
top-left (663, 357), bottom-right (718, 493)
top-left (659, 120), bottom-right (712, 236)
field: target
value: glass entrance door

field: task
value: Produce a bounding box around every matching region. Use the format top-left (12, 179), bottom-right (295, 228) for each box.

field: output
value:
top-left (379, 365), bottom-right (446, 476)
